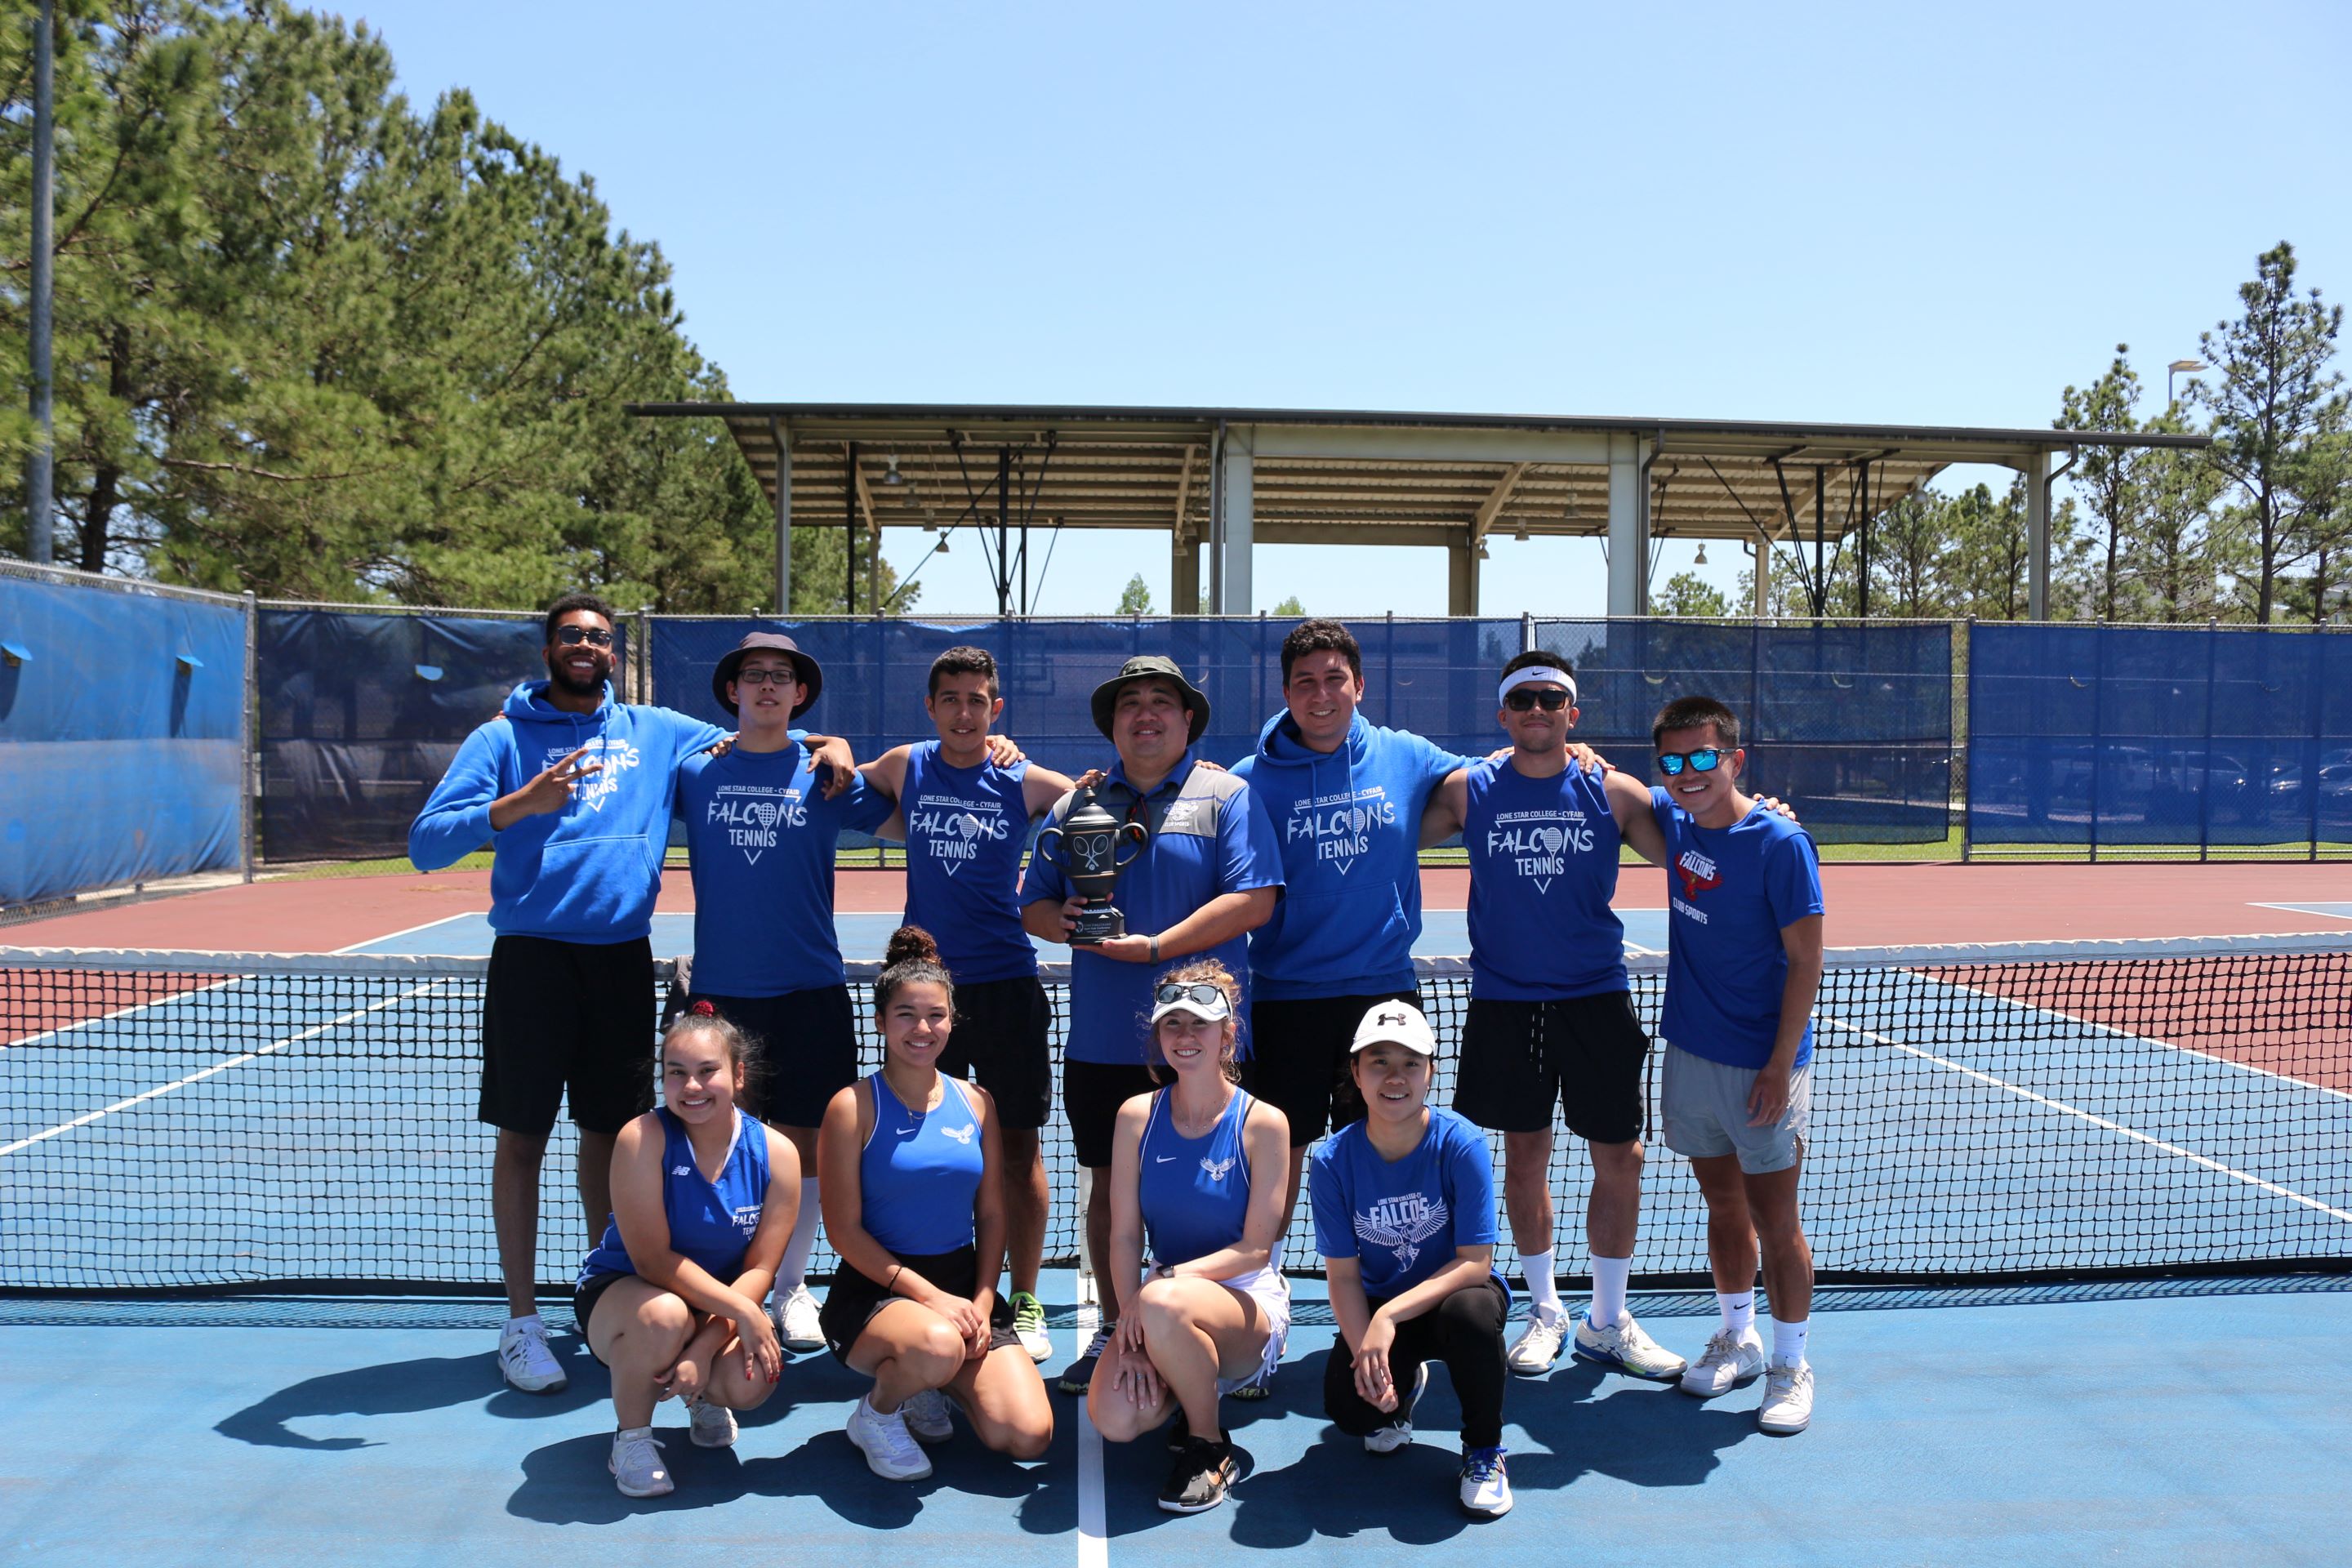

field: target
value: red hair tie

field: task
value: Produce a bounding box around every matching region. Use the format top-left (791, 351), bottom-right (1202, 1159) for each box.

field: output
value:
top-left (689, 1000), bottom-right (717, 1018)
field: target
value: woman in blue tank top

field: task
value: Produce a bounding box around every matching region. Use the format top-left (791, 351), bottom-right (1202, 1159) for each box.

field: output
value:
top-left (573, 1004), bottom-right (797, 1499)
top-left (1090, 959), bottom-right (1293, 1515)
top-left (815, 926), bottom-right (1054, 1482)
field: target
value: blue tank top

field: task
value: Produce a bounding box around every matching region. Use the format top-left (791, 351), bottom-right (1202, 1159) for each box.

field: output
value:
top-left (579, 1107), bottom-right (772, 1285)
top-left (1464, 758), bottom-right (1628, 1000)
top-left (860, 1071), bottom-right (986, 1256)
top-left (900, 742), bottom-right (1039, 983)
top-left (1137, 1087), bottom-right (1257, 1270)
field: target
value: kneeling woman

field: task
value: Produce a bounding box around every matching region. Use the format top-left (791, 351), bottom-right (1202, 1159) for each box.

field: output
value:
top-left (817, 927), bottom-right (1054, 1480)
top-left (576, 1004), bottom-right (794, 1498)
top-left (1089, 961), bottom-right (1291, 1514)
top-left (1312, 1002), bottom-right (1515, 1519)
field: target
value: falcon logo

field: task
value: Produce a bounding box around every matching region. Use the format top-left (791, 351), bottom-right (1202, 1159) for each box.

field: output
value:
top-left (1199, 1156), bottom-right (1236, 1182)
top-left (1677, 848), bottom-right (1722, 898)
top-left (1356, 1193), bottom-right (1450, 1271)
top-left (940, 1123), bottom-right (977, 1145)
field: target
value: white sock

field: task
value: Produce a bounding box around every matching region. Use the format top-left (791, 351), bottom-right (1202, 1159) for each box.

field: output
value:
top-left (1588, 1254), bottom-right (1631, 1330)
top-left (1718, 1291), bottom-right (1757, 1337)
top-left (1520, 1248), bottom-right (1562, 1318)
top-left (615, 1423), bottom-right (652, 1441)
top-left (506, 1312), bottom-right (542, 1334)
top-left (1771, 1317), bottom-right (1810, 1369)
top-left (779, 1178), bottom-right (822, 1293)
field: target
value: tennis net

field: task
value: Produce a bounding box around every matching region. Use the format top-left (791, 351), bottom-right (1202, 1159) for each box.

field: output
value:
top-left (3, 938), bottom-right (2348, 1295)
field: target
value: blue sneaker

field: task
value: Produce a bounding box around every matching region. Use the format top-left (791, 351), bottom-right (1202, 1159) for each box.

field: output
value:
top-left (1459, 1445), bottom-right (1512, 1517)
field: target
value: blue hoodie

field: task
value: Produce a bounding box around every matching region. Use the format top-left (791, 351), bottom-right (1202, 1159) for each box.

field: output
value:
top-left (408, 680), bottom-right (726, 942)
top-left (1232, 710), bottom-right (1469, 999)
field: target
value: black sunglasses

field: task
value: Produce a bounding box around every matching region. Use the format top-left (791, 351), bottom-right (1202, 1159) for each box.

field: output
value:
top-left (552, 625), bottom-right (614, 648)
top-left (1154, 982), bottom-right (1231, 1011)
top-left (1503, 688), bottom-right (1570, 711)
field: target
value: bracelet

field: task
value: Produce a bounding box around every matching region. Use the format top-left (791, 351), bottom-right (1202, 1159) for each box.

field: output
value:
top-left (884, 1263), bottom-right (903, 1294)
top-left (1148, 935), bottom-right (1160, 963)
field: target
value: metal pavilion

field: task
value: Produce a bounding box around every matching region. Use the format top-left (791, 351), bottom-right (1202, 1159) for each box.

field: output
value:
top-left (627, 402), bottom-right (2204, 619)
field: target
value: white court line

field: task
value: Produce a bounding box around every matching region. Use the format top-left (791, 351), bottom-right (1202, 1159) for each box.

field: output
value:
top-left (334, 913), bottom-right (481, 954)
top-left (2, 971), bottom-right (247, 1053)
top-left (1925, 969), bottom-right (2352, 1106)
top-left (1075, 1289), bottom-right (1107, 1568)
top-left (1819, 1011), bottom-right (2352, 1227)
top-left (2250, 901), bottom-right (2352, 924)
top-left (0, 979), bottom-right (448, 1158)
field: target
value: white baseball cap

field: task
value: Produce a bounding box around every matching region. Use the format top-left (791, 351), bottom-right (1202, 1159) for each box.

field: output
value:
top-left (1350, 1000), bottom-right (1437, 1057)
top-left (1148, 979), bottom-right (1233, 1029)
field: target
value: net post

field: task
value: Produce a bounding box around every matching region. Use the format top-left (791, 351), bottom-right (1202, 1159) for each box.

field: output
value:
top-left (2198, 617), bottom-right (2217, 862)
top-left (1961, 614), bottom-right (1975, 862)
top-left (241, 590), bottom-right (258, 880)
top-left (1521, 610), bottom-right (1534, 654)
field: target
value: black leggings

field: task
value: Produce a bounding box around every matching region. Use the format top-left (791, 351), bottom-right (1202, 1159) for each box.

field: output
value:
top-left (1323, 1276), bottom-right (1509, 1451)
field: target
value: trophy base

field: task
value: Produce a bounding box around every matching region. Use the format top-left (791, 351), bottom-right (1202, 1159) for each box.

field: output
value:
top-left (1068, 906), bottom-right (1128, 945)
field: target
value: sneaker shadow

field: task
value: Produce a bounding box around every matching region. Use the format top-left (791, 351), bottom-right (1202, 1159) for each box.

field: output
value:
top-left (1503, 1357), bottom-right (1764, 1491)
top-left (215, 1331), bottom-right (601, 1451)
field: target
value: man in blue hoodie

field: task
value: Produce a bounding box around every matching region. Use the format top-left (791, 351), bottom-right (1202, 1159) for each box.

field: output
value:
top-left (408, 594), bottom-right (850, 1393)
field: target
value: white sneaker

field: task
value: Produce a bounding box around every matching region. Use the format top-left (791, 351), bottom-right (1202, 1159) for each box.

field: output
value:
top-left (847, 1394), bottom-right (934, 1481)
top-left (902, 1386), bottom-right (954, 1443)
top-left (775, 1284), bottom-right (824, 1352)
top-left (1758, 1361), bottom-right (1814, 1434)
top-left (1458, 1445), bottom-right (1513, 1518)
top-left (1679, 1326), bottom-right (1766, 1397)
top-left (687, 1396), bottom-right (738, 1449)
top-left (1363, 1361), bottom-right (1430, 1454)
top-left (1571, 1310), bottom-right (1687, 1382)
top-left (497, 1318), bottom-right (568, 1393)
top-left (608, 1428), bottom-right (673, 1497)
top-left (1009, 1290), bottom-right (1054, 1362)
top-left (1505, 1308), bottom-right (1568, 1376)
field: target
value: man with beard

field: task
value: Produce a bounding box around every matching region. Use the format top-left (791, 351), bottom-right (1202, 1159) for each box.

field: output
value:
top-left (409, 594), bottom-right (851, 1393)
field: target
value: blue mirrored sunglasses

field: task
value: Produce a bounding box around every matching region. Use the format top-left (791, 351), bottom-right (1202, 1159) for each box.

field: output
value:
top-left (1657, 747), bottom-right (1724, 777)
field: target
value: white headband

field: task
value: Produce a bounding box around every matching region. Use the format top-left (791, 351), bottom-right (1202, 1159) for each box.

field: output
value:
top-left (1499, 666), bottom-right (1578, 706)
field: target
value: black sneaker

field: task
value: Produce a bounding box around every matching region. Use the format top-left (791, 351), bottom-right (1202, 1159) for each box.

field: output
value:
top-left (1058, 1325), bottom-right (1111, 1396)
top-left (1158, 1434), bottom-right (1236, 1513)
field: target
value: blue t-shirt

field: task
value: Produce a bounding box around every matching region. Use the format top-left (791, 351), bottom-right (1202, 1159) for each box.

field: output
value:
top-left (898, 742), bottom-right (1040, 984)
top-left (1651, 790), bottom-right (1826, 1070)
top-left (859, 1072), bottom-right (985, 1258)
top-left (678, 742), bottom-right (893, 996)
top-left (1018, 755), bottom-right (1284, 1066)
top-left (1232, 712), bottom-right (1468, 1000)
top-left (1137, 1088), bottom-right (1259, 1271)
top-left (1464, 757), bottom-right (1628, 1000)
top-left (579, 1107), bottom-right (771, 1286)
top-left (1310, 1107), bottom-right (1501, 1301)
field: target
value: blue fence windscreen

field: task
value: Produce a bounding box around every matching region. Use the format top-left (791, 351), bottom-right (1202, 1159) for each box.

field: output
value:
top-left (1531, 619), bottom-right (1953, 844)
top-left (0, 576), bottom-right (246, 904)
top-left (256, 609), bottom-right (626, 862)
top-left (1967, 623), bottom-right (2352, 852)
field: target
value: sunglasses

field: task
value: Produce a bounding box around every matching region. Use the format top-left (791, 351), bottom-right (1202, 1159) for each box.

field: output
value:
top-left (734, 667), bottom-right (799, 686)
top-left (1503, 688), bottom-right (1571, 711)
top-left (1154, 982), bottom-right (1231, 1012)
top-left (1657, 747), bottom-right (1726, 777)
top-left (552, 626), bottom-right (614, 648)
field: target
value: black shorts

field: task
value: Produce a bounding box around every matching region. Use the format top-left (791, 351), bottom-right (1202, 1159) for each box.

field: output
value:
top-left (940, 974), bottom-right (1053, 1132)
top-left (687, 984), bottom-right (858, 1129)
top-left (1244, 989), bottom-right (1422, 1142)
top-left (818, 1245), bottom-right (1019, 1365)
top-left (479, 934), bottom-right (656, 1136)
top-left (574, 1268), bottom-right (631, 1360)
top-left (1062, 1059), bottom-right (1160, 1170)
top-left (1453, 992), bottom-right (1650, 1143)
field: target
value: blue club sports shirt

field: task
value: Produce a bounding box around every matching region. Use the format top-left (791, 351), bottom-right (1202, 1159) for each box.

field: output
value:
top-left (898, 742), bottom-right (1040, 984)
top-left (1650, 788), bottom-right (1826, 1071)
top-left (1310, 1107), bottom-right (1503, 1301)
top-left (1018, 754), bottom-right (1284, 1066)
top-left (1463, 756), bottom-right (1628, 1000)
top-left (677, 742), bottom-right (894, 997)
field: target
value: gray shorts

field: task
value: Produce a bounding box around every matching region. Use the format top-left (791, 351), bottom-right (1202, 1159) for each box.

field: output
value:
top-left (1659, 1041), bottom-right (1810, 1174)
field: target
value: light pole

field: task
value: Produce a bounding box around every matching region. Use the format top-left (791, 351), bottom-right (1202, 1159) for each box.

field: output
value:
top-left (2167, 358), bottom-right (2207, 410)
top-left (27, 0), bottom-right (55, 564)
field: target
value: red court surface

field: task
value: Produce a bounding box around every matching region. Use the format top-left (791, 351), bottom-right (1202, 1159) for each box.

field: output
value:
top-left (4, 861), bottom-right (2347, 956)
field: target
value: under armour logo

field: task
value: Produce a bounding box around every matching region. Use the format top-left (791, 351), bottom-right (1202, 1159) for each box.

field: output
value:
top-left (1374, 1009), bottom-right (1410, 1027)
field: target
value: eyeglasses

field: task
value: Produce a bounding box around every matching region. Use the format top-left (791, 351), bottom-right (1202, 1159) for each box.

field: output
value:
top-left (1154, 982), bottom-right (1231, 1011)
top-left (735, 668), bottom-right (798, 686)
top-left (1657, 747), bottom-right (1725, 776)
top-left (552, 626), bottom-right (614, 648)
top-left (1503, 688), bottom-right (1570, 711)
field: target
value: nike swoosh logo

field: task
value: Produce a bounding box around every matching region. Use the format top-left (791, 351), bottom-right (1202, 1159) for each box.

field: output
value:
top-left (1154, 1156), bottom-right (1177, 1164)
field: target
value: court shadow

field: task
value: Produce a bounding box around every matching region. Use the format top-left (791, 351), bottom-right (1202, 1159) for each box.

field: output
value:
top-left (217, 1330), bottom-right (626, 1450)
top-left (1507, 1361), bottom-right (1758, 1491)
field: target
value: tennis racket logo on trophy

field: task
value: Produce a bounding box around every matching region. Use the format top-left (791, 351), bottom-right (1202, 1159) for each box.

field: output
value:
top-left (1034, 784), bottom-right (1151, 944)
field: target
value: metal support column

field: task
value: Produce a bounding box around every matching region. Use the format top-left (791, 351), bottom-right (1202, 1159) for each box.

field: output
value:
top-left (1606, 434), bottom-right (1646, 617)
top-left (768, 418), bottom-right (791, 615)
top-left (27, 0), bottom-right (56, 563)
top-left (1171, 530), bottom-right (1199, 617)
top-left (1218, 425), bottom-right (1254, 614)
top-left (844, 441), bottom-right (859, 615)
top-left (2026, 450), bottom-right (2051, 621)
top-left (1448, 539), bottom-right (1478, 616)
top-left (996, 448), bottom-right (1012, 617)
top-left (241, 590), bottom-right (257, 879)
top-left (1752, 531), bottom-right (1773, 617)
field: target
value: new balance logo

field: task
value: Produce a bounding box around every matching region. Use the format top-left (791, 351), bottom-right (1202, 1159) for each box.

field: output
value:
top-left (670, 1165), bottom-right (693, 1177)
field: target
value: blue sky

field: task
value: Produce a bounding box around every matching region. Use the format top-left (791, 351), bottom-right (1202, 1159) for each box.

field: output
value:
top-left (348, 0), bottom-right (2350, 617)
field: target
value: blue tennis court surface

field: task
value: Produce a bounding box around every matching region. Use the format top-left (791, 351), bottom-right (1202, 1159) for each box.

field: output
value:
top-left (343, 907), bottom-right (1676, 960)
top-left (2254, 900), bottom-right (2352, 924)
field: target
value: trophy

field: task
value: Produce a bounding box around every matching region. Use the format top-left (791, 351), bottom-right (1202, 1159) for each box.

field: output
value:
top-left (1034, 784), bottom-right (1150, 943)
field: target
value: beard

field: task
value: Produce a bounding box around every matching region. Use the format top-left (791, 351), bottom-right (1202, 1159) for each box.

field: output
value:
top-left (546, 649), bottom-right (611, 697)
